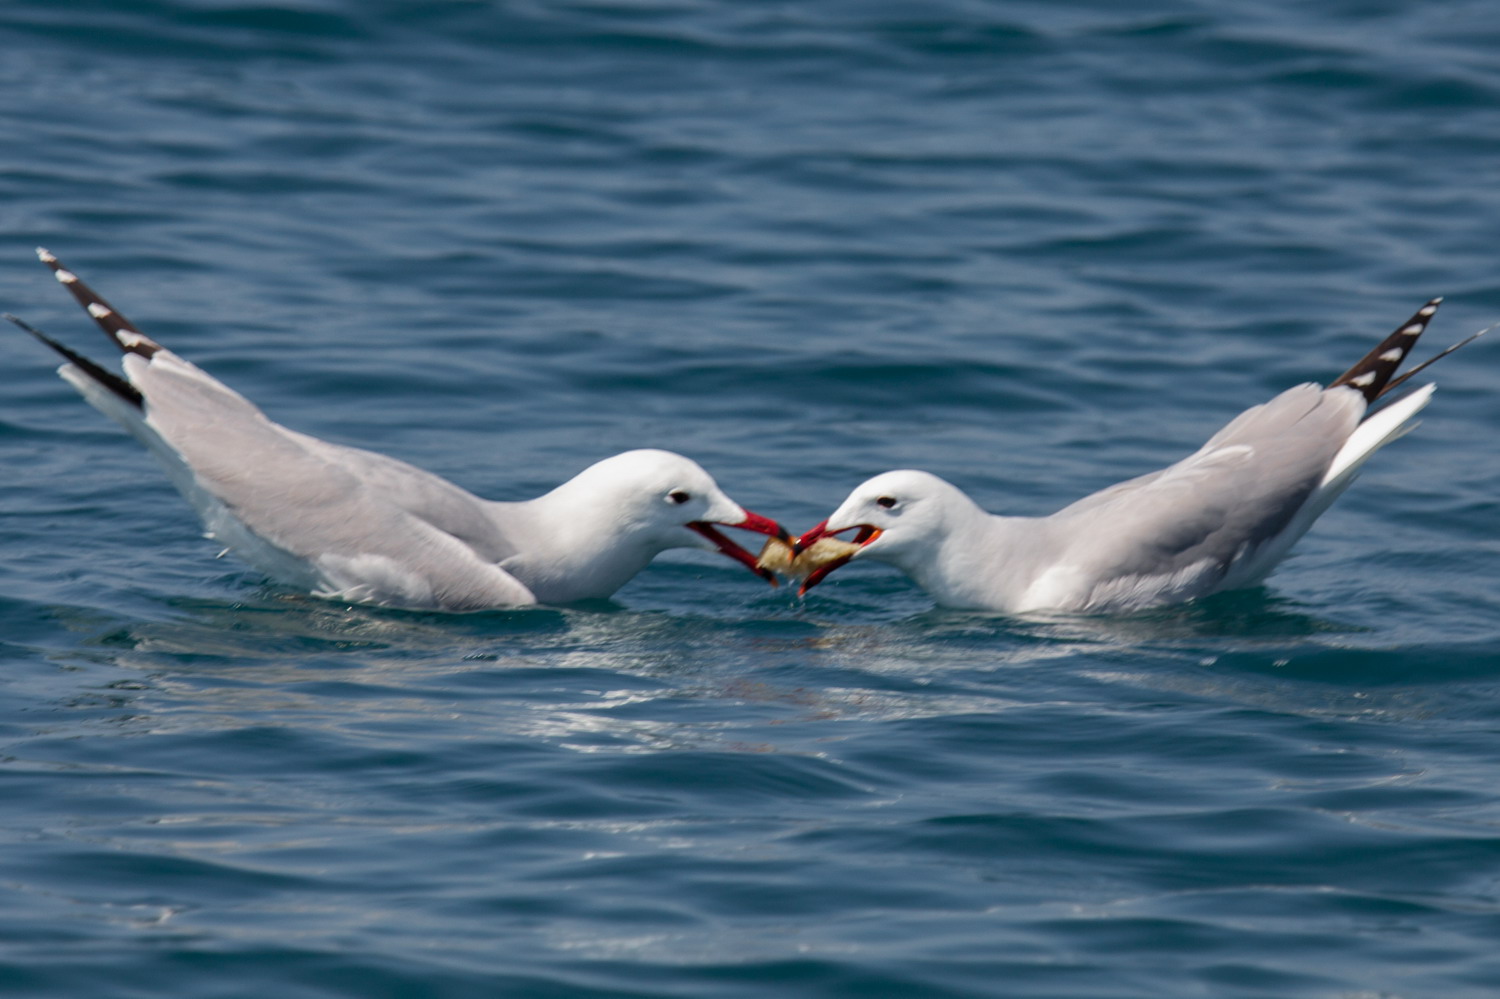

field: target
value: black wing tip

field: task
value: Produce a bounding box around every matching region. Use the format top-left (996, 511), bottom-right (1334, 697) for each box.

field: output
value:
top-left (32, 248), bottom-right (159, 357)
top-left (5, 311), bottom-right (55, 344)
top-left (1328, 297), bottom-right (1445, 403)
top-left (8, 312), bottom-right (144, 409)
top-left (1378, 317), bottom-right (1497, 400)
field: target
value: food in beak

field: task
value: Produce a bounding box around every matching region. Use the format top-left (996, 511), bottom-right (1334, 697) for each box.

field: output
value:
top-left (755, 534), bottom-right (863, 580)
top-left (764, 523), bottom-right (883, 595)
top-left (688, 512), bottom-right (790, 585)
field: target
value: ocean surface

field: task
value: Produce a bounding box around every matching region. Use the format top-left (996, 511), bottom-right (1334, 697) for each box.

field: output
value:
top-left (3, 1), bottom-right (1500, 996)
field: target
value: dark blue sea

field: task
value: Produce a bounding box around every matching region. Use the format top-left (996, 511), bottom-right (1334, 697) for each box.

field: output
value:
top-left (4, 2), bottom-right (1500, 996)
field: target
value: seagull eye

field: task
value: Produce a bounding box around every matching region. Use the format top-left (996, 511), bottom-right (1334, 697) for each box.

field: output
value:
top-left (876, 496), bottom-right (897, 509)
top-left (667, 490), bottom-right (691, 505)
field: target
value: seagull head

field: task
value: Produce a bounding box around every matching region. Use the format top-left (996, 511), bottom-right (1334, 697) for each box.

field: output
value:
top-left (579, 449), bottom-right (788, 584)
top-left (793, 469), bottom-right (961, 595)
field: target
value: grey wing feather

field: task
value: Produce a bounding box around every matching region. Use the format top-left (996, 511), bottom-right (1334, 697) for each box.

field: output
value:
top-left (131, 353), bottom-right (516, 556)
top-left (286, 435), bottom-right (521, 563)
top-left (1052, 384), bottom-right (1364, 602)
top-left (123, 350), bottom-right (535, 607)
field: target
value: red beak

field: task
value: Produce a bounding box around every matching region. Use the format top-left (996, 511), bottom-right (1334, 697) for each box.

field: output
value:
top-left (791, 519), bottom-right (829, 555)
top-left (689, 509), bottom-right (789, 586)
top-left (794, 522), bottom-right (882, 596)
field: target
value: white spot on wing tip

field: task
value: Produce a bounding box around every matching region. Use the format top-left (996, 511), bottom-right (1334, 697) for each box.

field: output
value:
top-left (1378, 348), bottom-right (1404, 362)
top-left (86, 302), bottom-right (113, 318)
top-left (54, 269), bottom-right (77, 284)
top-left (1351, 372), bottom-right (1376, 387)
top-left (35, 247), bottom-right (56, 263)
top-left (1401, 323), bottom-right (1423, 335)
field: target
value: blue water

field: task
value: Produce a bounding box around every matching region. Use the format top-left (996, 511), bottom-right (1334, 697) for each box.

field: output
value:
top-left (4, 1), bottom-right (1500, 996)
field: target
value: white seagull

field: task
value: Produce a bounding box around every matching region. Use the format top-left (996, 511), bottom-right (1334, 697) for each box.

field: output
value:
top-left (11, 249), bottom-right (788, 610)
top-left (793, 301), bottom-right (1487, 615)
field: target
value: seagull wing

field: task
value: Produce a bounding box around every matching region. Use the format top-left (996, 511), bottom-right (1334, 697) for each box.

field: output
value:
top-left (1042, 384), bottom-right (1364, 610)
top-left (22, 251), bottom-right (536, 609)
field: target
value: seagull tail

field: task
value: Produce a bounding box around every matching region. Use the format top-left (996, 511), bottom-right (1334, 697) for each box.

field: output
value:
top-left (12, 293), bottom-right (209, 509)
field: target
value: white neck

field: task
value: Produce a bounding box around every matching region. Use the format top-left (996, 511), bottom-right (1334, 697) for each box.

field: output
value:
top-left (861, 488), bottom-right (1057, 613)
top-left (489, 485), bottom-right (661, 604)
top-left (916, 514), bottom-right (1060, 612)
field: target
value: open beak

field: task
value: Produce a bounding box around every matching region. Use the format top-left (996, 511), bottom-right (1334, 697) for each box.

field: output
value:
top-left (794, 520), bottom-right (883, 596)
top-left (689, 510), bottom-right (790, 586)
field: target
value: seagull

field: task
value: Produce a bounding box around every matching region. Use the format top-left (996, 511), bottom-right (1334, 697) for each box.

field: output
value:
top-left (793, 300), bottom-right (1488, 615)
top-left (10, 249), bottom-right (788, 610)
